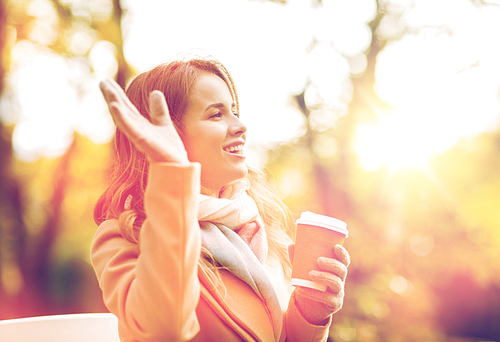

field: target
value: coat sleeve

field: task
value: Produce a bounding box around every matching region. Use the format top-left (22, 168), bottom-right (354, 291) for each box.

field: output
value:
top-left (283, 291), bottom-right (332, 342)
top-left (91, 162), bottom-right (202, 342)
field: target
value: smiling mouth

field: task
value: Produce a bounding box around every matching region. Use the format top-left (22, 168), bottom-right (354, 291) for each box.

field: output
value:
top-left (223, 144), bottom-right (244, 155)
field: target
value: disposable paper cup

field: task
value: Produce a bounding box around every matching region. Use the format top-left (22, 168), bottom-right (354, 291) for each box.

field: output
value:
top-left (291, 211), bottom-right (348, 292)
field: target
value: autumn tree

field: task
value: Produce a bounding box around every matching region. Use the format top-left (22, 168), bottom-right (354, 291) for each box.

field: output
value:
top-left (0, 0), bottom-right (132, 318)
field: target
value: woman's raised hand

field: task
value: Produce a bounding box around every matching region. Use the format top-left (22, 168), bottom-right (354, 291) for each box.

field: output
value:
top-left (99, 79), bottom-right (190, 164)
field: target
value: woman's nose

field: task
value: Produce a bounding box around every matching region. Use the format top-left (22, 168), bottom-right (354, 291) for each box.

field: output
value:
top-left (229, 116), bottom-right (247, 136)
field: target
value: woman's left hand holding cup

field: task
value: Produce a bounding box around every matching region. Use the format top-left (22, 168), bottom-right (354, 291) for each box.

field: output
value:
top-left (289, 244), bottom-right (350, 325)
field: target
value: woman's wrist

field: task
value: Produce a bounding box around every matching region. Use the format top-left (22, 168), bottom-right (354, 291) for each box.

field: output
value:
top-left (293, 290), bottom-right (332, 326)
top-left (147, 151), bottom-right (190, 165)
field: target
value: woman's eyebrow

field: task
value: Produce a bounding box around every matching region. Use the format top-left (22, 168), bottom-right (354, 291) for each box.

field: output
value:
top-left (204, 102), bottom-right (237, 112)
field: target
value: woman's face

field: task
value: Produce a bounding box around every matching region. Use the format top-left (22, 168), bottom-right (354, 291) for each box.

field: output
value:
top-left (180, 72), bottom-right (248, 193)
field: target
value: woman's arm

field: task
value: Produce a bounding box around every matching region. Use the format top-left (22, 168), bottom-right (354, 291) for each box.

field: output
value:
top-left (282, 244), bottom-right (351, 342)
top-left (283, 292), bottom-right (332, 342)
top-left (91, 162), bottom-right (202, 341)
top-left (93, 79), bottom-right (205, 341)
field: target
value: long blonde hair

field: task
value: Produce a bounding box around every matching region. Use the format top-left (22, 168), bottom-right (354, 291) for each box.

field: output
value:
top-left (94, 55), bottom-right (295, 282)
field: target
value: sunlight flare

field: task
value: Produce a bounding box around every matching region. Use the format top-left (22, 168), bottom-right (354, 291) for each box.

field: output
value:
top-left (352, 108), bottom-right (459, 172)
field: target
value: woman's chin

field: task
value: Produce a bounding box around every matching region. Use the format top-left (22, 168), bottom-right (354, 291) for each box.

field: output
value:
top-left (201, 167), bottom-right (248, 194)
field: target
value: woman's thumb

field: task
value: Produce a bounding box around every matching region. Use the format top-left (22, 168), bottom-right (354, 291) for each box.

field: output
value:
top-left (149, 90), bottom-right (171, 126)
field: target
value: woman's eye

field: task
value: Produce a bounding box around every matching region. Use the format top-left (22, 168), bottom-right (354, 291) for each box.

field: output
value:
top-left (211, 112), bottom-right (222, 118)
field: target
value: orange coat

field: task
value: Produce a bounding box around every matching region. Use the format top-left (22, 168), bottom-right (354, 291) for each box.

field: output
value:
top-left (91, 163), bottom-right (331, 341)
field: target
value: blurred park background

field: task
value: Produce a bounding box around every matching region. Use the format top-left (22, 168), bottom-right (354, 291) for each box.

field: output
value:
top-left (1, 0), bottom-right (500, 341)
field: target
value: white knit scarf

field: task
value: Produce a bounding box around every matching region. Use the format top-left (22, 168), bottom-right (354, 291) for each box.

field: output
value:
top-left (198, 179), bottom-right (283, 341)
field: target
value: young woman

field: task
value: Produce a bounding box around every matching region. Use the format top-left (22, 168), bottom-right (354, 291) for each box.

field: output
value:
top-left (91, 55), bottom-right (350, 342)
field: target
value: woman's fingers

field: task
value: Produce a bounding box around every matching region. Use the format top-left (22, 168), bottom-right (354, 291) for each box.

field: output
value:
top-left (309, 269), bottom-right (344, 293)
top-left (100, 79), bottom-right (142, 119)
top-left (317, 256), bottom-right (348, 281)
top-left (308, 244), bottom-right (350, 293)
top-left (100, 80), bottom-right (137, 127)
top-left (334, 244), bottom-right (351, 267)
top-left (99, 80), bottom-right (119, 124)
top-left (100, 79), bottom-right (127, 108)
top-left (149, 90), bottom-right (172, 126)
top-left (98, 79), bottom-right (189, 164)
top-left (98, 79), bottom-right (115, 103)
top-left (102, 87), bottom-right (149, 143)
top-left (293, 245), bottom-right (351, 323)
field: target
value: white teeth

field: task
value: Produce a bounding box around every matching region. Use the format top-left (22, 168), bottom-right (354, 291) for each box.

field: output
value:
top-left (224, 144), bottom-right (243, 153)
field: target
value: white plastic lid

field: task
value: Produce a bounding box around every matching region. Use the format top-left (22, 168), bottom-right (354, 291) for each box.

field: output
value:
top-left (295, 211), bottom-right (348, 237)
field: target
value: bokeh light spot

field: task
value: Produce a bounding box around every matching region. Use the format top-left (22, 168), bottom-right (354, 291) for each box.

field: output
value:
top-left (69, 29), bottom-right (94, 55)
top-left (312, 134), bottom-right (337, 159)
top-left (338, 326), bottom-right (357, 341)
top-left (89, 40), bottom-right (118, 77)
top-left (410, 233), bottom-right (435, 257)
top-left (390, 275), bottom-right (413, 296)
